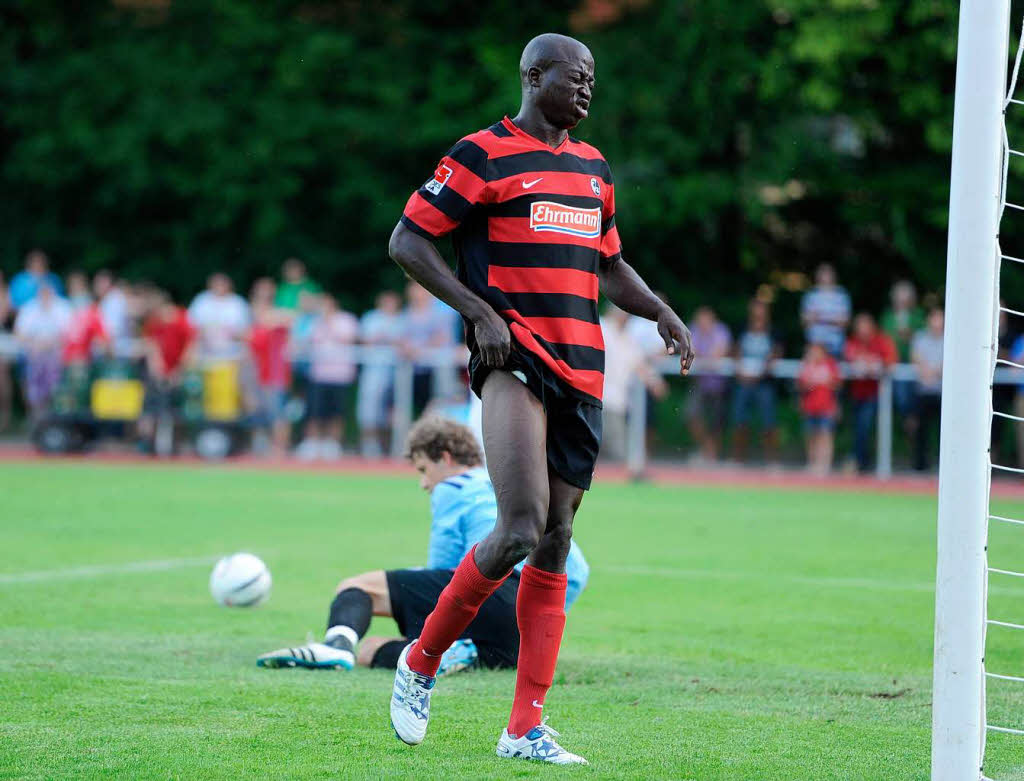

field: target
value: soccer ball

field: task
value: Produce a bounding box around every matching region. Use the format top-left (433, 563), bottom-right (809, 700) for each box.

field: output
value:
top-left (209, 553), bottom-right (272, 607)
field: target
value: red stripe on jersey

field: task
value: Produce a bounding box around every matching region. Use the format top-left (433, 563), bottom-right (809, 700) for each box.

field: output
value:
top-left (508, 321), bottom-right (605, 400)
top-left (503, 310), bottom-right (605, 351)
top-left (442, 156), bottom-right (488, 204)
top-left (402, 191), bottom-right (458, 237)
top-left (461, 127), bottom-right (505, 150)
top-left (489, 217), bottom-right (601, 249)
top-left (600, 224), bottom-right (622, 258)
top-left (482, 117), bottom-right (609, 162)
top-left (487, 171), bottom-right (605, 204)
top-left (564, 138), bottom-right (608, 161)
top-left (603, 183), bottom-right (615, 215)
top-left (488, 266), bottom-right (599, 300)
top-left (469, 129), bottom-right (548, 159)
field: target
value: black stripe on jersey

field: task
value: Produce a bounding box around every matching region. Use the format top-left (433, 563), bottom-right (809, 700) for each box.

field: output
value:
top-left (487, 193), bottom-right (603, 218)
top-left (600, 250), bottom-right (623, 265)
top-left (602, 214), bottom-right (615, 233)
top-left (487, 121), bottom-right (513, 138)
top-left (503, 292), bottom-right (598, 322)
top-left (547, 341), bottom-right (605, 371)
top-left (486, 241), bottom-right (599, 272)
top-left (447, 139), bottom-right (489, 179)
top-left (486, 151), bottom-right (612, 183)
top-left (418, 182), bottom-right (472, 221)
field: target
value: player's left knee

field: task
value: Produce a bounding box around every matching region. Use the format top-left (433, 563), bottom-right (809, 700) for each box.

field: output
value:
top-left (545, 504), bottom-right (576, 536)
top-left (538, 522), bottom-right (573, 557)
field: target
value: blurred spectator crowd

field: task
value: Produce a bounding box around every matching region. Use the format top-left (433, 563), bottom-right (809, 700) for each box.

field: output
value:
top-left (601, 263), bottom-right (956, 476)
top-left (0, 250), bottom-right (990, 475)
top-left (0, 251), bottom-right (463, 460)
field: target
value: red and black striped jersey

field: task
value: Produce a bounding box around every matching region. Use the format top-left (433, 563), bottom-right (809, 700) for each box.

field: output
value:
top-left (401, 116), bottom-right (621, 405)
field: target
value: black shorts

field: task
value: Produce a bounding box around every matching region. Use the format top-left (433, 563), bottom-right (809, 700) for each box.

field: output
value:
top-left (381, 568), bottom-right (520, 669)
top-left (306, 381), bottom-right (350, 421)
top-left (469, 346), bottom-right (602, 491)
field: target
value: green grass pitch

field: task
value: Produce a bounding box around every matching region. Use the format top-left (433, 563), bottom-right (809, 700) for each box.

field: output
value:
top-left (3, 461), bottom-right (1024, 780)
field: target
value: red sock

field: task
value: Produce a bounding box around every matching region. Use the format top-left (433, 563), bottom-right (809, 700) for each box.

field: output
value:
top-left (507, 565), bottom-right (567, 737)
top-left (406, 546), bottom-right (508, 677)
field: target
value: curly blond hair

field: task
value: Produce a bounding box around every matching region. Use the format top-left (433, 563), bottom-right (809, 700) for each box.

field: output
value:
top-left (404, 415), bottom-right (483, 466)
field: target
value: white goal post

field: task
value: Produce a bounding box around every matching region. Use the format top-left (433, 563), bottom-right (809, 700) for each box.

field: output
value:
top-left (931, 1), bottom-right (1011, 779)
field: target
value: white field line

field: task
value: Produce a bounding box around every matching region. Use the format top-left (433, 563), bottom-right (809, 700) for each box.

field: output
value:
top-left (3, 557), bottom-right (1016, 597)
top-left (0, 555), bottom-right (221, 585)
top-left (598, 564), bottom-right (1022, 595)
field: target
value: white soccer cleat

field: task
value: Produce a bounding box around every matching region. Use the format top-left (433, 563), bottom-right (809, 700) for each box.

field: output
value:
top-left (390, 642), bottom-right (435, 746)
top-left (496, 719), bottom-right (588, 765)
top-left (256, 641), bottom-right (354, 670)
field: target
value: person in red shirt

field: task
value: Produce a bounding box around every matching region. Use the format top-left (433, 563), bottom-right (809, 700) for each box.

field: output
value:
top-left (386, 33), bottom-right (694, 763)
top-left (247, 278), bottom-right (294, 456)
top-left (798, 342), bottom-right (841, 477)
top-left (143, 293), bottom-right (195, 381)
top-left (62, 300), bottom-right (111, 414)
top-left (844, 313), bottom-right (897, 473)
top-left (139, 291), bottom-right (196, 451)
top-left (62, 302), bottom-right (109, 366)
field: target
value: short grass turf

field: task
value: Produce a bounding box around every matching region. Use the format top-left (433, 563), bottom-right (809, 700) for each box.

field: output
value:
top-left (3, 462), bottom-right (1024, 780)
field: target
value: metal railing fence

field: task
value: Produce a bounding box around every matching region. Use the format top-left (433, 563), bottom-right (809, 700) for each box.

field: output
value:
top-left (1, 330), bottom-right (1016, 477)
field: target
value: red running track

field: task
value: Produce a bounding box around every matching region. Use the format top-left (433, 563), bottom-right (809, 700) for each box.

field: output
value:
top-left (2, 445), bottom-right (1023, 498)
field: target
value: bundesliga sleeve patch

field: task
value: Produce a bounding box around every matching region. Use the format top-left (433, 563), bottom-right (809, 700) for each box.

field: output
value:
top-left (424, 163), bottom-right (453, 195)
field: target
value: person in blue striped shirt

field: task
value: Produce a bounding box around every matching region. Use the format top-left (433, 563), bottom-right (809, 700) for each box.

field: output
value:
top-left (257, 416), bottom-right (589, 673)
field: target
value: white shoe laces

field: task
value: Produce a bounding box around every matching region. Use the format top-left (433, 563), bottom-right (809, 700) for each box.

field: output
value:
top-left (535, 717), bottom-right (561, 739)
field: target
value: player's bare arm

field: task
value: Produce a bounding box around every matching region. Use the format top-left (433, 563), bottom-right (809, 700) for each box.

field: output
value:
top-left (599, 256), bottom-right (695, 374)
top-left (388, 224), bottom-right (510, 367)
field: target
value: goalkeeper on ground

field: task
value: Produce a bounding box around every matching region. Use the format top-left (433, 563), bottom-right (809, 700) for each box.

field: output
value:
top-left (257, 415), bottom-right (589, 673)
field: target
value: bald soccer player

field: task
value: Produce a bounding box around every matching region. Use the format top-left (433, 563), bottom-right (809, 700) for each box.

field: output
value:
top-left (387, 33), bottom-right (694, 764)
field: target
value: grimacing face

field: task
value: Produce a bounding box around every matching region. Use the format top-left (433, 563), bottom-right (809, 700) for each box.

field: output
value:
top-left (534, 53), bottom-right (595, 130)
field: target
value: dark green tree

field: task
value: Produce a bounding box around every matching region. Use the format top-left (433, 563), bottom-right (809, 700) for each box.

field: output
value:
top-left (0, 0), bottom-right (981, 340)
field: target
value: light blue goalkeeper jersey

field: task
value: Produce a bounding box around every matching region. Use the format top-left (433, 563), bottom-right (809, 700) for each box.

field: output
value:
top-left (427, 466), bottom-right (589, 609)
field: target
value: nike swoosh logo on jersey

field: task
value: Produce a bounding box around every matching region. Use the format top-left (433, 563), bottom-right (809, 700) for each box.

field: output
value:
top-left (522, 178), bottom-right (543, 189)
top-left (532, 700), bottom-right (543, 709)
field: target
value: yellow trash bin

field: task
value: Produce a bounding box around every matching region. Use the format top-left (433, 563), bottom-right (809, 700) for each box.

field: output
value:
top-left (91, 379), bottom-right (145, 421)
top-left (203, 362), bottom-right (241, 421)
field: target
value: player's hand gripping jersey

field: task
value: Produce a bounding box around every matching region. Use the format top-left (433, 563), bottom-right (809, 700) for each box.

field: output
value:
top-left (402, 117), bottom-right (622, 406)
